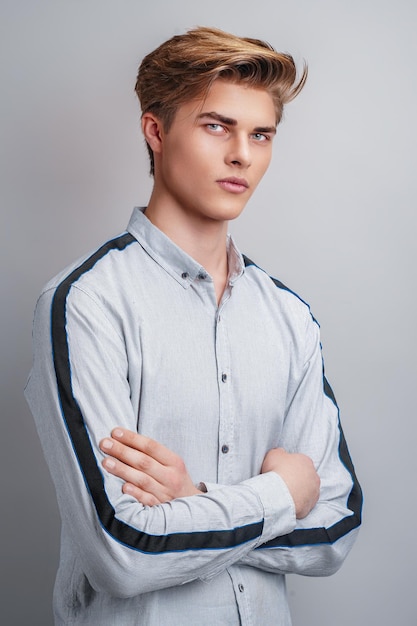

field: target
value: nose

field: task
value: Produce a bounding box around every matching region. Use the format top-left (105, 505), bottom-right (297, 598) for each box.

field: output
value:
top-left (225, 134), bottom-right (251, 168)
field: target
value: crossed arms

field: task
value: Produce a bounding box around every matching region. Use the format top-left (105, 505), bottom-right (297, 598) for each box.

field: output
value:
top-left (100, 428), bottom-right (320, 519)
top-left (25, 273), bottom-right (362, 597)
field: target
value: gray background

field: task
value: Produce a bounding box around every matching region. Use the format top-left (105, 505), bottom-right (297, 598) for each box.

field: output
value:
top-left (1, 1), bottom-right (416, 624)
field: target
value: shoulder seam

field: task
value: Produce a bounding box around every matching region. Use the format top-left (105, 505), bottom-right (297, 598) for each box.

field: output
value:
top-left (242, 254), bottom-right (318, 326)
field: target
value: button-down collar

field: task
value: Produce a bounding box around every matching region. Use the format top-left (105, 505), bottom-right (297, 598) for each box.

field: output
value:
top-left (127, 207), bottom-right (244, 289)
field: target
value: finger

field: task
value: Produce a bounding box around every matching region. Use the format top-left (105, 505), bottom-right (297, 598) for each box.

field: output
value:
top-left (111, 428), bottom-right (180, 466)
top-left (123, 483), bottom-right (161, 507)
top-left (101, 436), bottom-right (154, 470)
top-left (100, 437), bottom-right (168, 485)
top-left (101, 456), bottom-right (163, 498)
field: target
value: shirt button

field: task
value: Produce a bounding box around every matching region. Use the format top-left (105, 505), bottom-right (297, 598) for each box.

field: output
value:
top-left (221, 445), bottom-right (229, 454)
top-left (197, 272), bottom-right (207, 280)
top-left (181, 272), bottom-right (189, 279)
top-left (238, 584), bottom-right (244, 593)
top-left (221, 373), bottom-right (227, 382)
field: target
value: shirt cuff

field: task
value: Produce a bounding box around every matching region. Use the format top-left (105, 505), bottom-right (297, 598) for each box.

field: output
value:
top-left (242, 471), bottom-right (296, 543)
top-left (198, 481), bottom-right (222, 493)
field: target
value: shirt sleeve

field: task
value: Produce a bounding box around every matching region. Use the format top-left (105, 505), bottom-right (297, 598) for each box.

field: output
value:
top-left (239, 311), bottom-right (362, 576)
top-left (25, 285), bottom-right (297, 598)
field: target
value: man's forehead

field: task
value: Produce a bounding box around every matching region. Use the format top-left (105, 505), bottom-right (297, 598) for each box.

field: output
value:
top-left (177, 80), bottom-right (277, 126)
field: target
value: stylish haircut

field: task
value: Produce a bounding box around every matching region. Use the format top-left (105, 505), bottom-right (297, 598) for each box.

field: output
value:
top-left (135, 26), bottom-right (307, 175)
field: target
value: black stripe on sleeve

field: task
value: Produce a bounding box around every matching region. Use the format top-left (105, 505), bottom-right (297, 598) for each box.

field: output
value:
top-left (243, 255), bottom-right (363, 548)
top-left (51, 234), bottom-right (264, 554)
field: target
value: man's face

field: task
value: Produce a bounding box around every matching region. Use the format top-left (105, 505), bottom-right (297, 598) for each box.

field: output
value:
top-left (153, 79), bottom-right (277, 225)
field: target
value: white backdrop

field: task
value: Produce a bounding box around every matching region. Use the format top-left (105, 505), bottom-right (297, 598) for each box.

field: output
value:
top-left (1, 1), bottom-right (416, 624)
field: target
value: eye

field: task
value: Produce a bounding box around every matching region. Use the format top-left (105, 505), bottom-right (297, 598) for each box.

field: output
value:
top-left (251, 132), bottom-right (269, 142)
top-left (206, 123), bottom-right (225, 133)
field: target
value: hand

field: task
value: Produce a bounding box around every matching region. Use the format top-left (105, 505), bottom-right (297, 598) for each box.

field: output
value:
top-left (261, 448), bottom-right (320, 519)
top-left (99, 428), bottom-right (201, 506)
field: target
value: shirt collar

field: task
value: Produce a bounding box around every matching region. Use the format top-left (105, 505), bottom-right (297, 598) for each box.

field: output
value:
top-left (127, 207), bottom-right (244, 288)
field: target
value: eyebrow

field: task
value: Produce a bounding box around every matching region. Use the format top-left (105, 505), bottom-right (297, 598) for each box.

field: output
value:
top-left (197, 111), bottom-right (277, 134)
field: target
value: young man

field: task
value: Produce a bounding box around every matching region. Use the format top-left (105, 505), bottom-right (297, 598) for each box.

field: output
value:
top-left (25, 27), bottom-right (362, 625)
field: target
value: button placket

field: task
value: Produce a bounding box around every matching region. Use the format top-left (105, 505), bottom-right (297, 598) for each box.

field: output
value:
top-left (215, 306), bottom-right (234, 484)
top-left (227, 568), bottom-right (251, 624)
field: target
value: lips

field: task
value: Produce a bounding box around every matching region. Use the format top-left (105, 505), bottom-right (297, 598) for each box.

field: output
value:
top-left (216, 177), bottom-right (249, 194)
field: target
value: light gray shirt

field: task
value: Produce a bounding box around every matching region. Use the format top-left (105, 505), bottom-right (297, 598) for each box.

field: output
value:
top-left (25, 207), bottom-right (362, 625)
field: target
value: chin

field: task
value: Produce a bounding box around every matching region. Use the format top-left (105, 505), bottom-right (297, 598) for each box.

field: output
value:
top-left (208, 202), bottom-right (248, 222)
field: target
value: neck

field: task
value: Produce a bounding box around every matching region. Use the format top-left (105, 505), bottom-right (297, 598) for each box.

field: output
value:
top-left (144, 189), bottom-right (229, 302)
top-left (145, 194), bottom-right (228, 274)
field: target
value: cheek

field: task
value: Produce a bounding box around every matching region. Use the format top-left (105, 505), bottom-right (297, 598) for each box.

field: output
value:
top-left (179, 147), bottom-right (217, 180)
top-left (163, 148), bottom-right (212, 193)
top-left (172, 140), bottom-right (207, 171)
top-left (162, 143), bottom-right (192, 180)
top-left (254, 152), bottom-right (272, 180)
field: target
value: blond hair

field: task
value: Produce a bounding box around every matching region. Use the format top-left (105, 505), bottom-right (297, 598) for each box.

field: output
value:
top-left (135, 27), bottom-right (307, 174)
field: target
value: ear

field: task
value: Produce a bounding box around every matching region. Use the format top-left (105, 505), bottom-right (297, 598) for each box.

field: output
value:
top-left (141, 112), bottom-right (164, 155)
